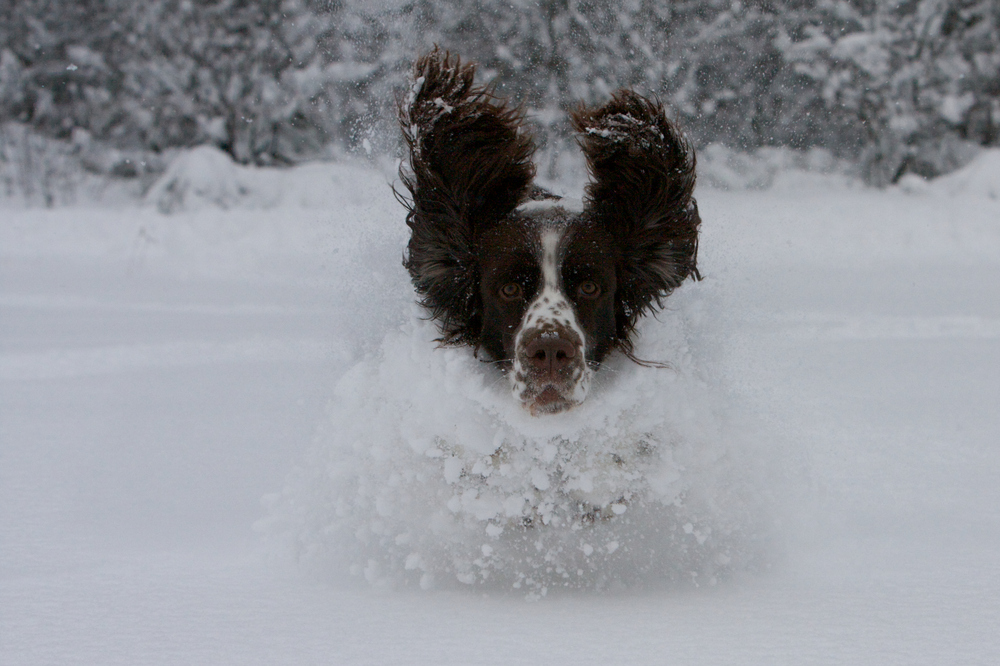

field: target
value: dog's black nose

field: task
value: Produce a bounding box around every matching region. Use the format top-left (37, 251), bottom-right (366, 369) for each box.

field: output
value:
top-left (524, 335), bottom-right (577, 374)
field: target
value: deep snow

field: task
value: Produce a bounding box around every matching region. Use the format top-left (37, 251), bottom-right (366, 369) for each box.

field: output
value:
top-left (2, 150), bottom-right (1000, 663)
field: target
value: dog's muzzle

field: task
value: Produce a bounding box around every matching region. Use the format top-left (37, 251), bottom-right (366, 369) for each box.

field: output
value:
top-left (511, 323), bottom-right (591, 415)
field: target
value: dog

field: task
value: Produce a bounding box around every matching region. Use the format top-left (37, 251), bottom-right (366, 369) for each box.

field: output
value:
top-left (398, 48), bottom-right (701, 416)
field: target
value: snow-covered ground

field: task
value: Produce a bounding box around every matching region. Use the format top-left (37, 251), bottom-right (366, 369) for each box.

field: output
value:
top-left (2, 151), bottom-right (1000, 664)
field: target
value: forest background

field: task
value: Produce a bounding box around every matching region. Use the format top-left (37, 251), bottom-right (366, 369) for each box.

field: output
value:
top-left (1, 0), bottom-right (998, 196)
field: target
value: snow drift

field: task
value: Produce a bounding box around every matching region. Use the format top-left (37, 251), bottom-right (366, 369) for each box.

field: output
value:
top-left (5, 144), bottom-right (1000, 662)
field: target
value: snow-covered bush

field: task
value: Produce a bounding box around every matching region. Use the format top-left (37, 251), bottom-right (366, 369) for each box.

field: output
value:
top-left (0, 122), bottom-right (157, 207)
top-left (144, 145), bottom-right (252, 213)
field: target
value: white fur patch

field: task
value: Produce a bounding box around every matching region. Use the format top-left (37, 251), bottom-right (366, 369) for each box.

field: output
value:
top-left (511, 227), bottom-right (593, 410)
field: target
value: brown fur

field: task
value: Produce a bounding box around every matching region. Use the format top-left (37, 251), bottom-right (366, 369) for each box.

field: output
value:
top-left (399, 48), bottom-right (536, 348)
top-left (571, 92), bottom-right (701, 356)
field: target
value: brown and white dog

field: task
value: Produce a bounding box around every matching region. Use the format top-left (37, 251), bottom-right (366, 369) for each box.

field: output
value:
top-left (398, 49), bottom-right (701, 415)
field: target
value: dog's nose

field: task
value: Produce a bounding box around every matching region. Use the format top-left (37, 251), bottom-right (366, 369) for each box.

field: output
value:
top-left (524, 335), bottom-right (577, 374)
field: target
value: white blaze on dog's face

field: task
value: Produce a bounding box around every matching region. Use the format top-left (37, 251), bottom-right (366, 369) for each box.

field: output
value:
top-left (511, 226), bottom-right (592, 414)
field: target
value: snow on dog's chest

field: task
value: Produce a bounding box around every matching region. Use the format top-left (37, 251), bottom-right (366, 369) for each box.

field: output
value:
top-left (267, 310), bottom-right (764, 595)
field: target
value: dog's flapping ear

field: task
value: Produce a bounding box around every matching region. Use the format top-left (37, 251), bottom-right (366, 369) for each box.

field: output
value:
top-left (571, 91), bottom-right (701, 346)
top-left (399, 48), bottom-right (536, 346)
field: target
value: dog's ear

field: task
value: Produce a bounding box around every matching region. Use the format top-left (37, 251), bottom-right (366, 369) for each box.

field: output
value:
top-left (399, 48), bottom-right (536, 346)
top-left (571, 90), bottom-right (701, 342)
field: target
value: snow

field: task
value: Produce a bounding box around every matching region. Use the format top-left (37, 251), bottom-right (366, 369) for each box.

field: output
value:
top-left (928, 148), bottom-right (1000, 200)
top-left (3, 151), bottom-right (1000, 663)
top-left (264, 302), bottom-right (770, 595)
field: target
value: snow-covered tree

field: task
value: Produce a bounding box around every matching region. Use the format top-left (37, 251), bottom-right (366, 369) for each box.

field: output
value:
top-left (1, 0), bottom-right (997, 181)
top-left (777, 0), bottom-right (999, 184)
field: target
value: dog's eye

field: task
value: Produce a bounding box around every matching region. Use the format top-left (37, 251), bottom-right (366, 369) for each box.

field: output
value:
top-left (500, 283), bottom-right (522, 301)
top-left (578, 281), bottom-right (601, 299)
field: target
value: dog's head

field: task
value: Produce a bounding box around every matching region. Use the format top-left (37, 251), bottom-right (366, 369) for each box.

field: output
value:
top-left (399, 49), bottom-right (700, 415)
